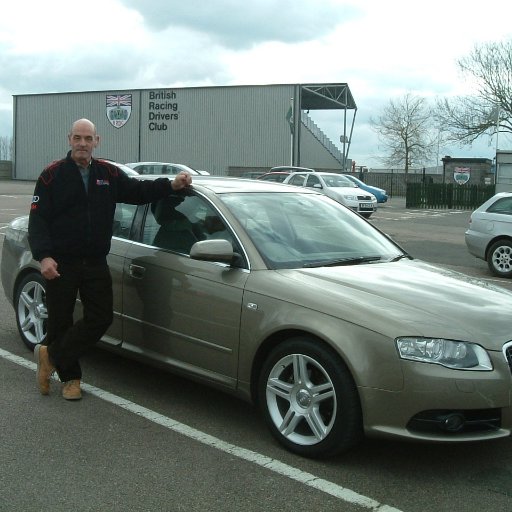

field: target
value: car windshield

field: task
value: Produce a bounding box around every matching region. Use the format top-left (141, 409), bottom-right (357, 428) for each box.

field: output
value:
top-left (219, 192), bottom-right (403, 269)
top-left (321, 175), bottom-right (355, 188)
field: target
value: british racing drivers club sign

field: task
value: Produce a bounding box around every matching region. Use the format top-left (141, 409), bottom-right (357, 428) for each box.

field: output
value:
top-left (106, 94), bottom-right (132, 128)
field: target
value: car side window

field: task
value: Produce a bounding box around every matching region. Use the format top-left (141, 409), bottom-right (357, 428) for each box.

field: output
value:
top-left (113, 204), bottom-right (137, 239)
top-left (306, 175), bottom-right (321, 188)
top-left (487, 197), bottom-right (512, 215)
top-left (143, 195), bottom-right (234, 254)
top-left (288, 174), bottom-right (305, 186)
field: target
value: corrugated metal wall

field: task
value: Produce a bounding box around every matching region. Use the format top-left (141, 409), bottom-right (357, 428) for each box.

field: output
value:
top-left (13, 84), bottom-right (343, 179)
top-left (137, 85), bottom-right (293, 174)
top-left (14, 90), bottom-right (142, 179)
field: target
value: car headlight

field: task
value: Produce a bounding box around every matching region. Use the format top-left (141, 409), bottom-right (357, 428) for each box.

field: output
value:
top-left (342, 195), bottom-right (357, 201)
top-left (395, 337), bottom-right (493, 371)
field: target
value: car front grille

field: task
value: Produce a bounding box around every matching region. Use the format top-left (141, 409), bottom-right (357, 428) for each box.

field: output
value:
top-left (408, 409), bottom-right (501, 434)
top-left (357, 195), bottom-right (372, 201)
top-left (503, 341), bottom-right (512, 373)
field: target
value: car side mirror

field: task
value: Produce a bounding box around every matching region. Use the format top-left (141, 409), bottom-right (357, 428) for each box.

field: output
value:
top-left (190, 239), bottom-right (237, 265)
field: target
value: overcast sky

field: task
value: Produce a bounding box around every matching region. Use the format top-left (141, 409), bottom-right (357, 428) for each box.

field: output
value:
top-left (1, 0), bottom-right (511, 168)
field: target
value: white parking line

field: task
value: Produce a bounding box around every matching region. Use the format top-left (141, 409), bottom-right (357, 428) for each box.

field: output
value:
top-left (375, 210), bottom-right (467, 221)
top-left (0, 347), bottom-right (403, 512)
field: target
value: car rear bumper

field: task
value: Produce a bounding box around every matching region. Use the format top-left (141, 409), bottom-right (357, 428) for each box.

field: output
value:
top-left (465, 229), bottom-right (489, 259)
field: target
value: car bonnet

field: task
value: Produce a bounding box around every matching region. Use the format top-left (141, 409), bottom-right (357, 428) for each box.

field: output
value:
top-left (269, 260), bottom-right (512, 348)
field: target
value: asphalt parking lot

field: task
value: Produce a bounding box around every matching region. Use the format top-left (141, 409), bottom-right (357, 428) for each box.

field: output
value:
top-left (1, 180), bottom-right (512, 512)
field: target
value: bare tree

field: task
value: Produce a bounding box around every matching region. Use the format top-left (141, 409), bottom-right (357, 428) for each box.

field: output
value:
top-left (0, 135), bottom-right (13, 160)
top-left (371, 94), bottom-right (437, 172)
top-left (435, 39), bottom-right (512, 145)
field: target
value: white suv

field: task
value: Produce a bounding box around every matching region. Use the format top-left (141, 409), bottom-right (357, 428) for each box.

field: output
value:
top-left (283, 172), bottom-right (377, 218)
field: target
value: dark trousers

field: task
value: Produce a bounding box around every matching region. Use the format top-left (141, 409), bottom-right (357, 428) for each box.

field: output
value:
top-left (45, 261), bottom-right (113, 382)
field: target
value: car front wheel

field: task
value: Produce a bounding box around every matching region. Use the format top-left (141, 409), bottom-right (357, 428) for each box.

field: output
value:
top-left (487, 239), bottom-right (512, 278)
top-left (15, 272), bottom-right (47, 350)
top-left (258, 337), bottom-right (362, 458)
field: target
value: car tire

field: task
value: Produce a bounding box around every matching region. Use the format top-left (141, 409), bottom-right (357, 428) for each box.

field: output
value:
top-left (258, 337), bottom-right (363, 458)
top-left (14, 272), bottom-right (47, 350)
top-left (487, 239), bottom-right (512, 278)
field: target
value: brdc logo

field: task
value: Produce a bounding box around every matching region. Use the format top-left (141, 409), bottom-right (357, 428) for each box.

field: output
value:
top-left (453, 167), bottom-right (471, 185)
top-left (106, 94), bottom-right (132, 128)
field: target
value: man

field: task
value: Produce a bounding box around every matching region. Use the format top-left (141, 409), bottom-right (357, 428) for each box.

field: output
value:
top-left (28, 118), bottom-right (192, 400)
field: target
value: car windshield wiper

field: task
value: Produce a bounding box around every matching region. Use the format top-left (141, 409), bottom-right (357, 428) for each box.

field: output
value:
top-left (389, 254), bottom-right (410, 262)
top-left (303, 256), bottom-right (382, 268)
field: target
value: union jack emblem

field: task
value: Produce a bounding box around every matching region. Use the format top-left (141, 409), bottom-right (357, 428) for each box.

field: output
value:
top-left (106, 94), bottom-right (132, 128)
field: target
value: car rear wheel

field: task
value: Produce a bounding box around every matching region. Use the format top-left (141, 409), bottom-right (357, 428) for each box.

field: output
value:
top-left (15, 273), bottom-right (47, 350)
top-left (487, 239), bottom-right (512, 278)
top-left (258, 337), bottom-right (362, 458)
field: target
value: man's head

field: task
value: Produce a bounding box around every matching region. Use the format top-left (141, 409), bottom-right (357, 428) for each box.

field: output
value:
top-left (68, 118), bottom-right (99, 167)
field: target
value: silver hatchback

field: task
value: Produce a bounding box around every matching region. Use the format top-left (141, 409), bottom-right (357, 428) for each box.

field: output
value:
top-left (465, 192), bottom-right (512, 278)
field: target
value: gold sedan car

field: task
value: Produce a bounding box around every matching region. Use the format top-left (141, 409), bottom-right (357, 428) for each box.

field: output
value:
top-left (3, 177), bottom-right (512, 458)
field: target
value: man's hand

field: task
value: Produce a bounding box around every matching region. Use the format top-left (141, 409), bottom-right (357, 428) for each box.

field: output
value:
top-left (40, 257), bottom-right (60, 280)
top-left (171, 171), bottom-right (193, 191)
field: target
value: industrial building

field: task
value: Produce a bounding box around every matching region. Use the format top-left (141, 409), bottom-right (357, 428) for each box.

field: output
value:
top-left (12, 83), bottom-right (356, 180)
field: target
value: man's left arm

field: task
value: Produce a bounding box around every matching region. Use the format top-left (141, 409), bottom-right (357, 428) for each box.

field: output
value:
top-left (116, 169), bottom-right (193, 204)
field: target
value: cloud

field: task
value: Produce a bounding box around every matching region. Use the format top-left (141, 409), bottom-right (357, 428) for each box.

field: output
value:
top-left (122, 0), bottom-right (359, 49)
top-left (0, 0), bottom-right (511, 166)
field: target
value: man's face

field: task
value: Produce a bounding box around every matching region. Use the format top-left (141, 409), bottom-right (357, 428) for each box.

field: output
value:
top-left (68, 121), bottom-right (99, 166)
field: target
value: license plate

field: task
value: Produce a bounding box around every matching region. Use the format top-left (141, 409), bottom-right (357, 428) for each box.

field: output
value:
top-left (360, 203), bottom-right (374, 210)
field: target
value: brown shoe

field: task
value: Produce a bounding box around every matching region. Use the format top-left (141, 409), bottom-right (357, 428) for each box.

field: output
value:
top-left (34, 344), bottom-right (55, 395)
top-left (62, 379), bottom-right (82, 400)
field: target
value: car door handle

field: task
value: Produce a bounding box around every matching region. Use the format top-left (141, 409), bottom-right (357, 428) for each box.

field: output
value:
top-left (129, 264), bottom-right (146, 279)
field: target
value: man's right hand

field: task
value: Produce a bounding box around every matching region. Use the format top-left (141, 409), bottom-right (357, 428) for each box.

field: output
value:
top-left (40, 257), bottom-right (60, 280)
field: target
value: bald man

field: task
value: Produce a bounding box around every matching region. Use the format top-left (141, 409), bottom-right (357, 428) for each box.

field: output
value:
top-left (28, 118), bottom-right (192, 400)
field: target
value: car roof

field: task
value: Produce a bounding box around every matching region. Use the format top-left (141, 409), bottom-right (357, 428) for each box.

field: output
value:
top-left (125, 161), bottom-right (200, 174)
top-left (258, 171), bottom-right (291, 177)
top-left (127, 161), bottom-right (173, 165)
top-left (133, 174), bottom-right (321, 194)
top-left (291, 171), bottom-right (352, 179)
top-left (270, 166), bottom-right (316, 173)
top-left (97, 159), bottom-right (140, 176)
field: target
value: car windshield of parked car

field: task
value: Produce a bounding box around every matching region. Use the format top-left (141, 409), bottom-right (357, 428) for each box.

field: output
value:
top-left (219, 192), bottom-right (403, 269)
top-left (322, 175), bottom-right (356, 188)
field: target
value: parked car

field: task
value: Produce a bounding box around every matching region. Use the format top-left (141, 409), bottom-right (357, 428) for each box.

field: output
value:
top-left (342, 174), bottom-right (388, 203)
top-left (257, 172), bottom-right (291, 183)
top-left (269, 166), bottom-right (316, 173)
top-left (465, 192), bottom-right (512, 278)
top-left (125, 162), bottom-right (203, 175)
top-left (3, 177), bottom-right (512, 458)
top-left (283, 171), bottom-right (377, 218)
top-left (239, 171), bottom-right (265, 179)
top-left (97, 159), bottom-right (140, 177)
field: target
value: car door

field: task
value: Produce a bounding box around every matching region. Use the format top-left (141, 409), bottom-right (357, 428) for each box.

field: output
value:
top-left (105, 202), bottom-right (138, 346)
top-left (120, 194), bottom-right (249, 389)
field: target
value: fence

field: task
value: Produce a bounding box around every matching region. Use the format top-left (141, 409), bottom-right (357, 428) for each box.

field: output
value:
top-left (362, 172), bottom-right (443, 198)
top-left (406, 183), bottom-right (496, 209)
top-left (0, 160), bottom-right (12, 180)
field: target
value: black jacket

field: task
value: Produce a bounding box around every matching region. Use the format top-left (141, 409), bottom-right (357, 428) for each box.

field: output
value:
top-left (28, 152), bottom-right (180, 263)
